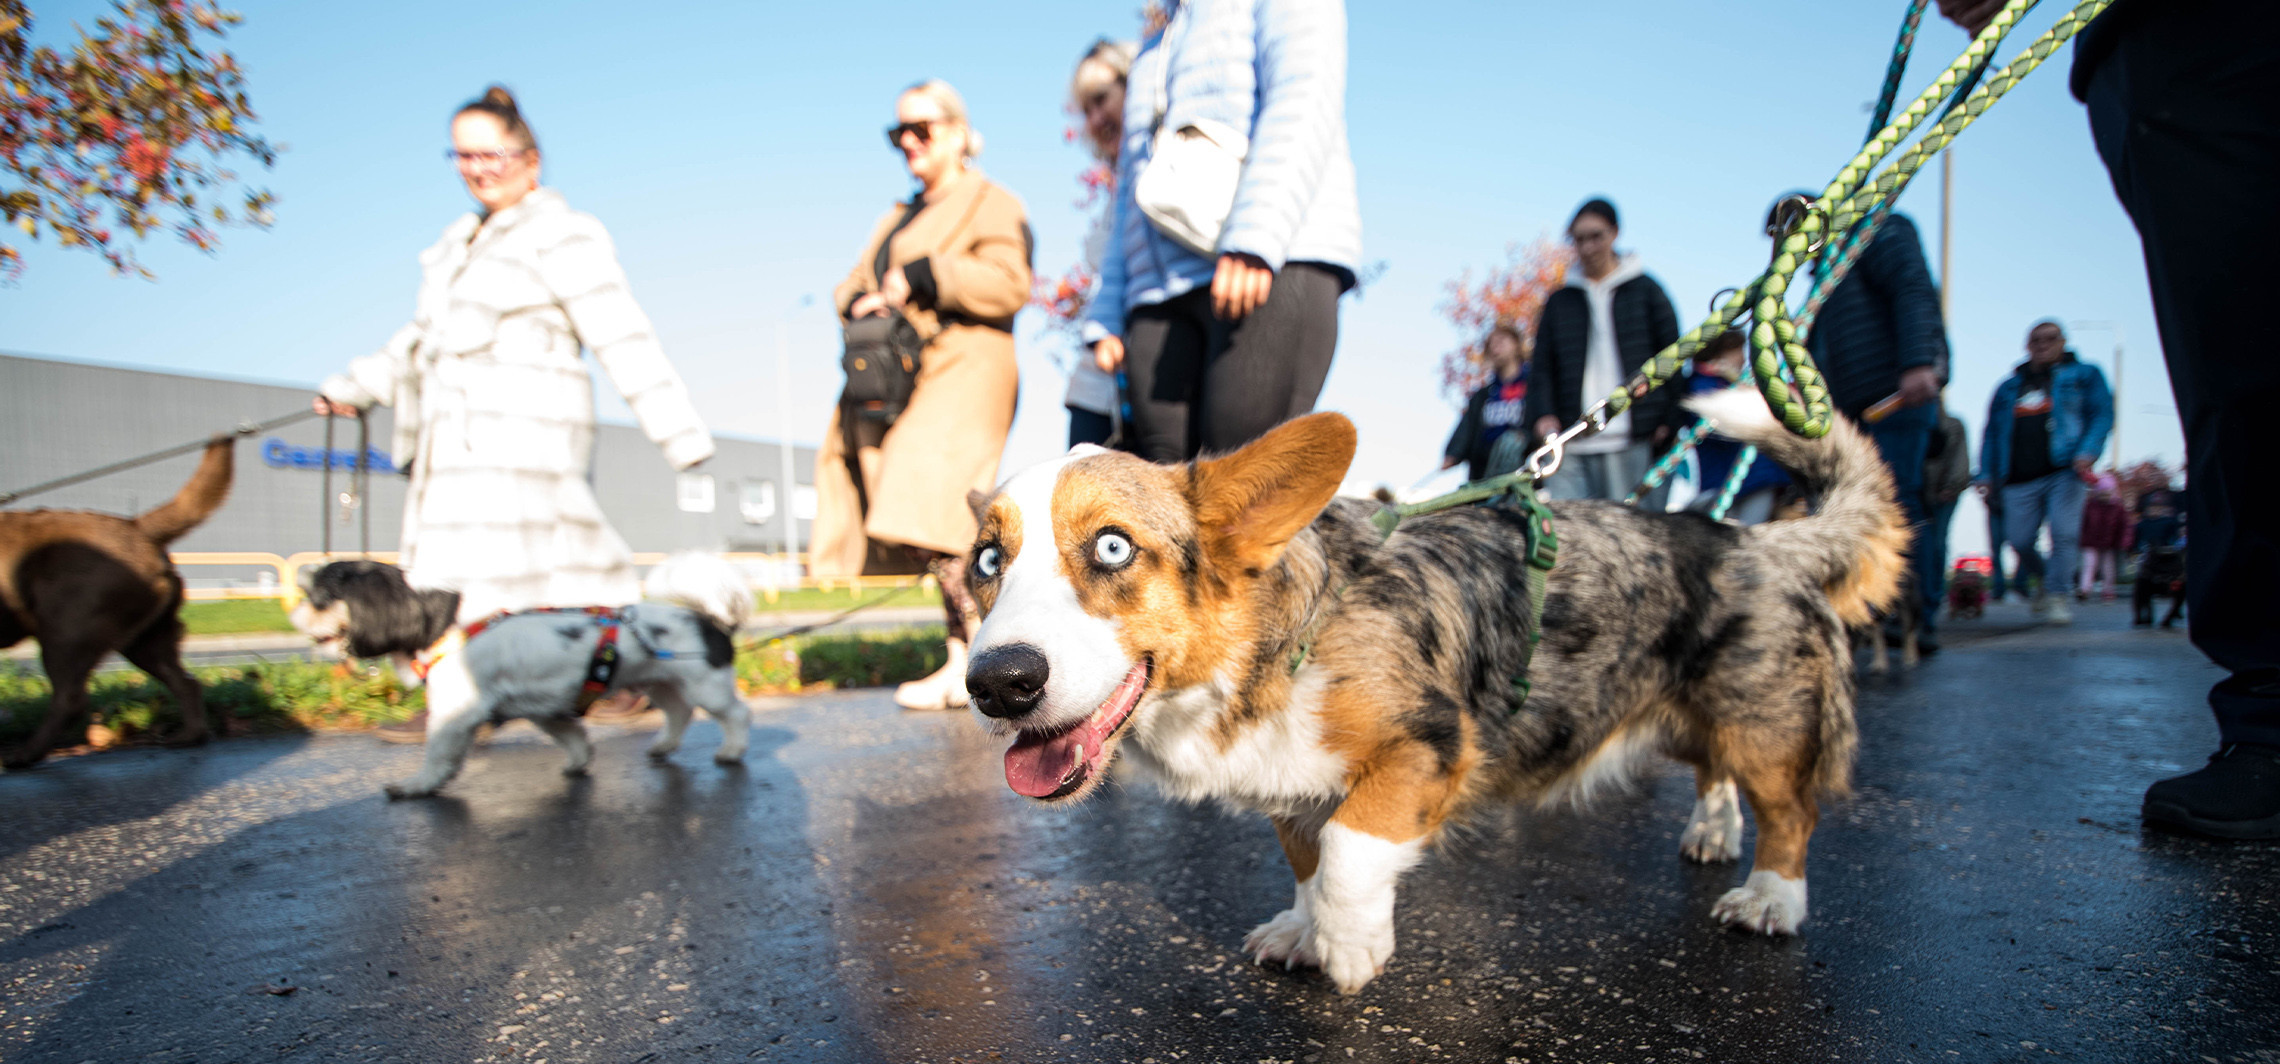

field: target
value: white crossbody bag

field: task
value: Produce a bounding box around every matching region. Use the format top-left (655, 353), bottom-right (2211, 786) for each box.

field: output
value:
top-left (1131, 15), bottom-right (1250, 257)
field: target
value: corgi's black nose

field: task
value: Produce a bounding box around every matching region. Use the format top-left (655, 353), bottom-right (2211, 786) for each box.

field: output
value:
top-left (968, 644), bottom-right (1049, 719)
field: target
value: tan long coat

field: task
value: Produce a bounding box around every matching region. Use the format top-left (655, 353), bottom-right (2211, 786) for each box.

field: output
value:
top-left (812, 171), bottom-right (1029, 576)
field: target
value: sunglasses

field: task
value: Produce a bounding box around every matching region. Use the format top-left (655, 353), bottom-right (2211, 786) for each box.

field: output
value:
top-left (885, 120), bottom-right (944, 149)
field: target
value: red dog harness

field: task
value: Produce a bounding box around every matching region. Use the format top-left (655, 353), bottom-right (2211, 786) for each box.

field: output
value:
top-left (412, 606), bottom-right (625, 713)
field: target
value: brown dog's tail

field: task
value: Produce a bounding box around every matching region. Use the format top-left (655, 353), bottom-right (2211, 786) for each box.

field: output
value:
top-left (134, 438), bottom-right (235, 545)
top-left (1685, 388), bottom-right (1911, 631)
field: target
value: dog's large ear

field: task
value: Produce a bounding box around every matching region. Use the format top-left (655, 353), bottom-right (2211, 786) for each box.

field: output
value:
top-left (967, 489), bottom-right (993, 523)
top-left (1191, 412), bottom-right (1357, 574)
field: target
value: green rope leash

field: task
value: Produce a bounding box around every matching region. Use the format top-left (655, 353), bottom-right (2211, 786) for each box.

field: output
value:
top-left (1526, 0), bottom-right (2107, 486)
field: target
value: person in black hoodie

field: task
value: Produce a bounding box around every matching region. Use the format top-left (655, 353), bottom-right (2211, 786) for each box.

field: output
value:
top-left (1939, 0), bottom-right (2280, 839)
top-left (1523, 199), bottom-right (1681, 501)
top-left (1441, 323), bottom-right (1532, 482)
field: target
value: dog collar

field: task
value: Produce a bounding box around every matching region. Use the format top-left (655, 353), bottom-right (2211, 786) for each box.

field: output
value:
top-left (1289, 476), bottom-right (1559, 715)
top-left (409, 629), bottom-right (465, 683)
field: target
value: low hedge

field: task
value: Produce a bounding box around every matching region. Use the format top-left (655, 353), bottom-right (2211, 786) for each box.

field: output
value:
top-left (0, 625), bottom-right (947, 753)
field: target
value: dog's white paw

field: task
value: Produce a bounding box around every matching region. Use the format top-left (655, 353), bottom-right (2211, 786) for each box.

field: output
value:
top-left (1313, 925), bottom-right (1395, 995)
top-left (1680, 780), bottom-right (1744, 864)
top-left (1244, 907), bottom-right (1321, 970)
top-left (1712, 870), bottom-right (1807, 936)
top-left (712, 748), bottom-right (744, 765)
top-left (384, 779), bottom-right (436, 800)
top-left (1681, 821), bottom-right (1743, 864)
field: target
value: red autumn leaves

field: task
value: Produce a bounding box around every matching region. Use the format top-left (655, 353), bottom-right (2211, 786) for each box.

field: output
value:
top-left (1437, 239), bottom-right (1571, 406)
top-left (1, 0), bottom-right (275, 278)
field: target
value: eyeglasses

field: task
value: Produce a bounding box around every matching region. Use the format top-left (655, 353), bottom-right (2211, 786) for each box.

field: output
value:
top-left (886, 120), bottom-right (943, 149)
top-left (446, 148), bottom-right (527, 168)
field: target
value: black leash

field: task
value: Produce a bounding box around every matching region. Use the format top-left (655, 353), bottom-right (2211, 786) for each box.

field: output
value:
top-left (317, 411), bottom-right (374, 556)
top-left (0, 408), bottom-right (322, 507)
top-left (735, 580), bottom-right (925, 652)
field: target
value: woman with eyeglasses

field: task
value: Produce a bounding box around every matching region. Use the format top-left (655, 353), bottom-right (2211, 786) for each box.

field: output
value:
top-left (1062, 38), bottom-right (1137, 448)
top-left (314, 86), bottom-right (713, 739)
top-left (812, 79), bottom-right (1030, 711)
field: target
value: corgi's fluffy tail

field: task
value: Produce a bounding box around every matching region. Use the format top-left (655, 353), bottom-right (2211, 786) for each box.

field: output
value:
top-left (1686, 387), bottom-right (1908, 798)
top-left (1685, 387), bottom-right (1910, 627)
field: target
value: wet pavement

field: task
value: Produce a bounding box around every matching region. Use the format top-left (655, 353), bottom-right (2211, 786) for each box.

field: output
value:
top-left (1, 600), bottom-right (2274, 1063)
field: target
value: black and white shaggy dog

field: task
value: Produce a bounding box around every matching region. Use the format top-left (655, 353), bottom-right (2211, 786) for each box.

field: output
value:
top-left (291, 553), bottom-right (755, 798)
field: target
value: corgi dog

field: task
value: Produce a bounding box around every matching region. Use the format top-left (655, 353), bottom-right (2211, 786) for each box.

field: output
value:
top-left (959, 389), bottom-right (1906, 994)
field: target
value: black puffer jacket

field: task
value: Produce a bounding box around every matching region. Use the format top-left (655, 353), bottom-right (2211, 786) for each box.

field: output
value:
top-left (1521, 269), bottom-right (1682, 443)
top-left (1803, 213), bottom-right (1948, 417)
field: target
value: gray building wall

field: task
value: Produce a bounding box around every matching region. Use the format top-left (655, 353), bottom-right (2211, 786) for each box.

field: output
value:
top-left (1, 353), bottom-right (814, 579)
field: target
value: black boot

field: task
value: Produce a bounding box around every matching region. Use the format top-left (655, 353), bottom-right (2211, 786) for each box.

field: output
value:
top-left (2143, 743), bottom-right (2280, 840)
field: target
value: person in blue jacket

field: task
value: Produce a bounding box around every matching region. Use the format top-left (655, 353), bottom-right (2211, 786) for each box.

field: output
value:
top-left (1974, 320), bottom-right (2114, 628)
top-left (1084, 0), bottom-right (1361, 462)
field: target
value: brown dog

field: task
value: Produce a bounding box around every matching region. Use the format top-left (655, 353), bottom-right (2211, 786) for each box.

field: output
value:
top-left (1, 439), bottom-right (233, 768)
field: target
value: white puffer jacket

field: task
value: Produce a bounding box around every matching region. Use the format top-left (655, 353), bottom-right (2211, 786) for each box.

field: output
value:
top-left (323, 187), bottom-right (713, 620)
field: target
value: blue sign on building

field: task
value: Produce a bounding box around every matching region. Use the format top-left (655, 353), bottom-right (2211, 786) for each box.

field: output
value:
top-left (262, 437), bottom-right (396, 474)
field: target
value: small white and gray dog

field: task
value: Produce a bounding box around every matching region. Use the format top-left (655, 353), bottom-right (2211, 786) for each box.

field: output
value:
top-left (291, 553), bottom-right (756, 798)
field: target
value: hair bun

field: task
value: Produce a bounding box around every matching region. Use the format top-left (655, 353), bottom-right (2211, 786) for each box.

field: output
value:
top-left (482, 85), bottom-right (519, 112)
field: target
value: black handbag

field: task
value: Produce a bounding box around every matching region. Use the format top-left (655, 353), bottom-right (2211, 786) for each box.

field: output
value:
top-left (842, 312), bottom-right (924, 424)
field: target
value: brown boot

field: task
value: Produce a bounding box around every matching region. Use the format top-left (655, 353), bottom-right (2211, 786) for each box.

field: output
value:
top-left (374, 710), bottom-right (428, 744)
top-left (583, 690), bottom-right (651, 724)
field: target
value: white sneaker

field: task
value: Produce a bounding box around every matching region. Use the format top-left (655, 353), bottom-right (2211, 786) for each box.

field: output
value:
top-left (894, 638), bottom-right (971, 710)
top-left (2046, 597), bottom-right (2073, 626)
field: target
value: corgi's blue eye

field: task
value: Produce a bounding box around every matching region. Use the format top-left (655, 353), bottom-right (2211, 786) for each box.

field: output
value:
top-left (975, 545), bottom-right (1003, 579)
top-left (1092, 531), bottom-right (1134, 570)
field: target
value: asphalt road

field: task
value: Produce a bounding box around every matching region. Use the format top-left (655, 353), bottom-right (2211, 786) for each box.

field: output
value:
top-left (1, 601), bottom-right (2274, 1063)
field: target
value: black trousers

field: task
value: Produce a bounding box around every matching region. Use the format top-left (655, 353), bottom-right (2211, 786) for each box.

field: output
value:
top-left (1119, 261), bottom-right (1342, 462)
top-left (2086, 0), bottom-right (2280, 745)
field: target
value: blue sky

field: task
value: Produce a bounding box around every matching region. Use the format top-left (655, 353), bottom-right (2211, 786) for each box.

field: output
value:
top-left (5, 1), bottom-right (2173, 556)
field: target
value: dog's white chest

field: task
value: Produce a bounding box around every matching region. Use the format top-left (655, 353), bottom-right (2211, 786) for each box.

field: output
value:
top-left (1122, 667), bottom-right (1349, 817)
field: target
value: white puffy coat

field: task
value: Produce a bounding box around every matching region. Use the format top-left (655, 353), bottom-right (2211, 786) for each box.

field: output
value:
top-left (322, 188), bottom-right (713, 621)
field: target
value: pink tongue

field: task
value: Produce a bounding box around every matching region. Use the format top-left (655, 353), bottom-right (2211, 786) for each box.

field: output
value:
top-left (1000, 661), bottom-right (1149, 799)
top-left (1005, 728), bottom-right (1089, 799)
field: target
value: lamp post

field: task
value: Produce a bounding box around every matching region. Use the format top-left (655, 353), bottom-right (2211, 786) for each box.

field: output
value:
top-left (2069, 320), bottom-right (2125, 468)
top-left (777, 295), bottom-right (815, 568)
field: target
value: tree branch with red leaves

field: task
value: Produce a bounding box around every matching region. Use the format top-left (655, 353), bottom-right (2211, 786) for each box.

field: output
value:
top-left (1435, 238), bottom-right (1570, 407)
top-left (1, 0), bottom-right (275, 280)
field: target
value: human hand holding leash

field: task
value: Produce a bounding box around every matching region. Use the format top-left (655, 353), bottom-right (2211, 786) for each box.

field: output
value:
top-left (1212, 252), bottom-right (1274, 320)
top-left (1936, 0), bottom-right (2005, 34)
top-left (312, 396), bottom-right (359, 417)
top-left (1897, 366), bottom-right (1941, 407)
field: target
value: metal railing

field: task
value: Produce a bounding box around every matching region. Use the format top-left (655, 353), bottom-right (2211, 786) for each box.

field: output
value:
top-left (169, 552), bottom-right (932, 609)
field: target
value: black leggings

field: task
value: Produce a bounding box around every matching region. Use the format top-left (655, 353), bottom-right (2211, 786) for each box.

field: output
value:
top-left (1118, 261), bottom-right (1342, 461)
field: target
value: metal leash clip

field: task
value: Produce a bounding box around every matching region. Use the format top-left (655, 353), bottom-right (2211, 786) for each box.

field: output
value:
top-left (1764, 193), bottom-right (1828, 258)
top-left (1522, 405), bottom-right (1610, 484)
